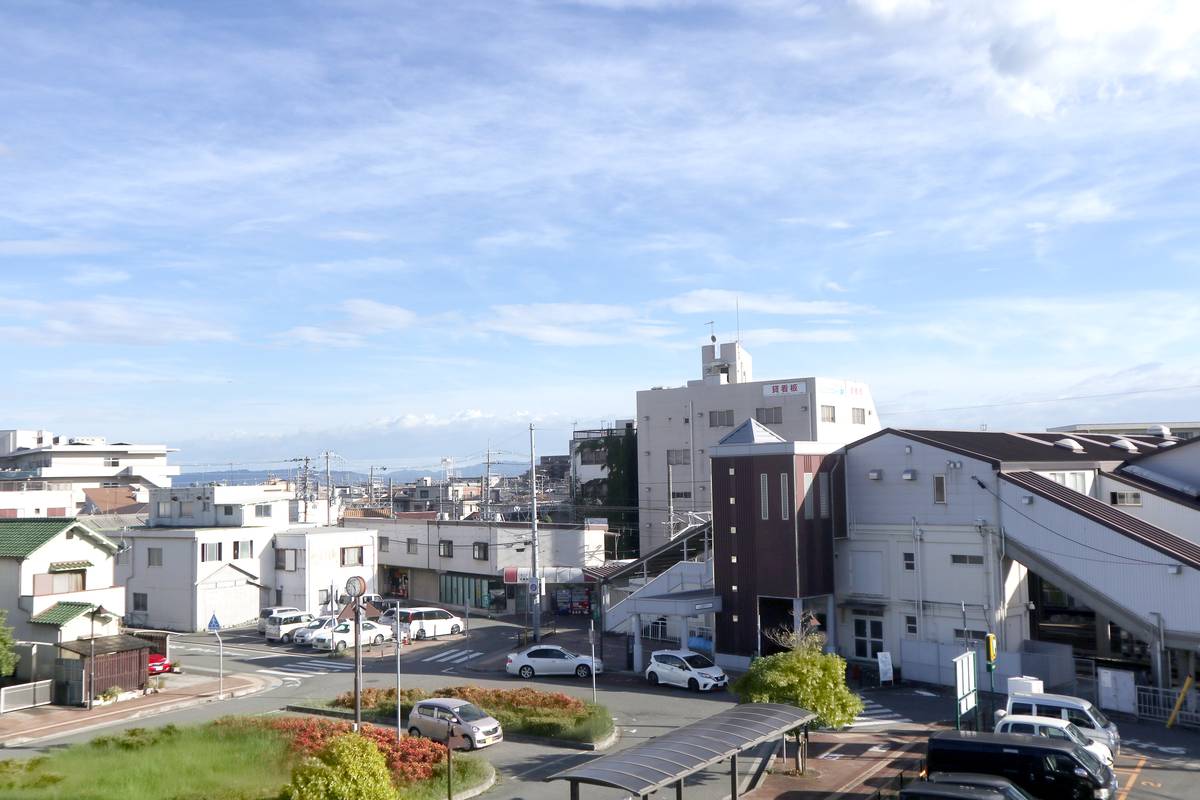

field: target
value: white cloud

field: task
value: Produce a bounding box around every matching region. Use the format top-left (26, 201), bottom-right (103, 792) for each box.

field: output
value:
top-left (0, 239), bottom-right (119, 256)
top-left (779, 217), bottom-right (853, 230)
top-left (319, 230), bottom-right (389, 243)
top-left (663, 289), bottom-right (869, 316)
top-left (283, 326), bottom-right (365, 348)
top-left (0, 297), bottom-right (233, 344)
top-left (739, 327), bottom-right (858, 345)
top-left (476, 227), bottom-right (570, 249)
top-left (64, 267), bottom-right (131, 286)
top-left (341, 299), bottom-right (416, 332)
top-left (479, 303), bottom-right (672, 346)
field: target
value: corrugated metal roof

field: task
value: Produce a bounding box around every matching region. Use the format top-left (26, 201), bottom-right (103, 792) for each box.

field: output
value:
top-left (59, 634), bottom-right (151, 656)
top-left (30, 601), bottom-right (94, 626)
top-left (1002, 471), bottom-right (1200, 570)
top-left (0, 518), bottom-right (74, 558)
top-left (49, 560), bottom-right (93, 571)
top-left (549, 703), bottom-right (815, 796)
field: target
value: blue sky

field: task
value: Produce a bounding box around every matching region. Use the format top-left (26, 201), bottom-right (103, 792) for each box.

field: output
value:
top-left (2, 0), bottom-right (1198, 471)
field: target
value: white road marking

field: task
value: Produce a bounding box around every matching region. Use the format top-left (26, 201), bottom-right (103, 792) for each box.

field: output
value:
top-left (450, 651), bottom-right (482, 663)
top-left (258, 669), bottom-right (308, 678)
top-left (423, 649), bottom-right (468, 663)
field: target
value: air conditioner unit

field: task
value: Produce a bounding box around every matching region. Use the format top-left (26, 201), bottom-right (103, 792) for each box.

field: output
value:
top-left (901, 469), bottom-right (917, 481)
top-left (867, 469), bottom-right (882, 481)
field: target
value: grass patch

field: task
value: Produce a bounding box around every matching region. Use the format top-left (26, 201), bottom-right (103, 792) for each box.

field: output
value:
top-left (0, 724), bottom-right (292, 800)
top-left (398, 758), bottom-right (491, 800)
top-left (333, 686), bottom-right (615, 744)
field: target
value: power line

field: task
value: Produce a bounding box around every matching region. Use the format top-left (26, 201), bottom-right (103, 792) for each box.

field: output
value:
top-left (881, 383), bottom-right (1200, 416)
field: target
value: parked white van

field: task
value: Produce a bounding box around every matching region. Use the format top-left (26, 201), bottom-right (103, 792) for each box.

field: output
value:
top-left (997, 692), bottom-right (1120, 755)
top-left (258, 606), bottom-right (300, 634)
top-left (994, 714), bottom-right (1114, 765)
top-left (265, 611), bottom-right (317, 643)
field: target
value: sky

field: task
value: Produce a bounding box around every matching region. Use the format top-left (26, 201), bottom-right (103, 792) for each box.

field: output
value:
top-left (2, 0), bottom-right (1199, 472)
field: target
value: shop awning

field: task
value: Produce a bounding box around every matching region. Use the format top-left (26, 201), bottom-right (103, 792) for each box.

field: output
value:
top-left (49, 560), bottom-right (94, 571)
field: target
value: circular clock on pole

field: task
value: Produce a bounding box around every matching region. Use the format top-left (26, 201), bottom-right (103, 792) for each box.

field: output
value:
top-left (345, 576), bottom-right (367, 598)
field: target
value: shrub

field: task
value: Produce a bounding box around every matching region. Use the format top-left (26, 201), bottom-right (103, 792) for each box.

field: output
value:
top-left (281, 733), bottom-right (394, 800)
top-left (100, 685), bottom-right (122, 702)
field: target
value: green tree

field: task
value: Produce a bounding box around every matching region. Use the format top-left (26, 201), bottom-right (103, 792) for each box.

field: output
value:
top-left (0, 609), bottom-right (18, 678)
top-left (282, 733), bottom-right (394, 800)
top-left (732, 632), bottom-right (864, 729)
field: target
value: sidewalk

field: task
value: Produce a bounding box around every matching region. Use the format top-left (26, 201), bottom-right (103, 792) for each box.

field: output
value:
top-left (749, 727), bottom-right (929, 799)
top-left (0, 672), bottom-right (269, 748)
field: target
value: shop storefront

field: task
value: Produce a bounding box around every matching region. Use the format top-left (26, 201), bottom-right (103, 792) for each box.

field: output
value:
top-left (439, 572), bottom-right (504, 611)
top-left (381, 566), bottom-right (410, 599)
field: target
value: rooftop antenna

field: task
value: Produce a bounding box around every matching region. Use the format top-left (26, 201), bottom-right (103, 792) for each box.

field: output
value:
top-left (705, 321), bottom-right (715, 343)
top-left (735, 297), bottom-right (741, 344)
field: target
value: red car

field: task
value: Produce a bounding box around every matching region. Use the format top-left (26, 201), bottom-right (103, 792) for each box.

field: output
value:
top-left (148, 653), bottom-right (173, 675)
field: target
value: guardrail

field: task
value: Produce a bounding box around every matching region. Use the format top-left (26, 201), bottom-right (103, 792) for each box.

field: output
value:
top-left (0, 679), bottom-right (52, 714)
top-left (1137, 685), bottom-right (1200, 729)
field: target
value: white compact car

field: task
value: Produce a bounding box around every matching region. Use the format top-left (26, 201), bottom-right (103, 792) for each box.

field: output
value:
top-left (645, 649), bottom-right (728, 692)
top-left (394, 607), bottom-right (464, 640)
top-left (265, 611), bottom-right (316, 643)
top-left (311, 620), bottom-right (394, 651)
top-left (293, 616), bottom-right (337, 647)
top-left (505, 644), bottom-right (602, 679)
top-left (407, 698), bottom-right (503, 751)
top-left (995, 714), bottom-right (1114, 765)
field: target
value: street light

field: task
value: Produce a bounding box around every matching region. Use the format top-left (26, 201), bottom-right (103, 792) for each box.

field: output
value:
top-left (87, 604), bottom-right (109, 711)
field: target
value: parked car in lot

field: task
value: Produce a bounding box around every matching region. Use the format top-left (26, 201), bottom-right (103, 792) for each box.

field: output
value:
top-left (900, 782), bottom-right (1009, 800)
top-left (645, 649), bottom-right (727, 692)
top-left (258, 605), bottom-right (300, 634)
top-left (924, 773), bottom-right (1039, 800)
top-left (506, 644), bottom-right (601, 679)
top-left (406, 698), bottom-right (503, 750)
top-left (148, 653), bottom-right (173, 676)
top-left (312, 620), bottom-right (394, 651)
top-left (994, 715), bottom-right (1113, 765)
top-left (925, 731), bottom-right (1118, 800)
top-left (997, 691), bottom-right (1120, 756)
top-left (293, 616), bottom-right (337, 647)
top-left (265, 611), bottom-right (317, 643)
top-left (393, 607), bottom-right (463, 640)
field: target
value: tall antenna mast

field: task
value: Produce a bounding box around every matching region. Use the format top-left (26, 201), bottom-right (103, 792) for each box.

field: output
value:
top-left (735, 297), bottom-right (741, 344)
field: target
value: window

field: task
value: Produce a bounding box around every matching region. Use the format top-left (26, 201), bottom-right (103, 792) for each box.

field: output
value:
top-left (579, 446), bottom-right (607, 465)
top-left (179, 502), bottom-right (194, 517)
top-left (340, 546), bottom-right (363, 567)
top-left (255, 503), bottom-right (272, 518)
top-left (1009, 722), bottom-right (1036, 735)
top-left (818, 472), bottom-right (830, 519)
top-left (730, 555), bottom-right (737, 563)
top-left (729, 525), bottom-right (736, 534)
top-left (951, 554), bottom-right (984, 566)
top-left (852, 407), bottom-right (866, 425)
top-left (671, 490), bottom-right (692, 499)
top-left (275, 588), bottom-right (283, 605)
top-left (104, 457), bottom-right (120, 467)
top-left (133, 592), bottom-right (148, 612)
top-left (853, 617), bottom-right (884, 659)
top-left (760, 474), bottom-right (769, 520)
top-left (439, 540), bottom-right (454, 558)
top-left (101, 481), bottom-right (120, 488)
top-left (780, 474), bottom-right (790, 520)
top-left (1110, 491), bottom-right (1142, 506)
top-left (379, 537), bottom-right (389, 553)
top-left (201, 542), bottom-right (222, 562)
top-left (905, 615), bottom-right (918, 635)
top-left (755, 406), bottom-right (782, 425)
top-left (32, 571), bottom-right (85, 595)
top-left (156, 501), bottom-right (172, 517)
top-left (902, 551), bottom-right (915, 571)
top-left (319, 589), bottom-right (330, 604)
top-left (148, 547), bottom-right (163, 567)
top-left (1011, 702), bottom-right (1034, 716)
top-left (222, 505), bottom-right (234, 516)
top-left (232, 540), bottom-right (253, 559)
top-left (276, 548), bottom-right (297, 571)
top-left (1066, 709), bottom-right (1094, 729)
top-left (803, 472), bottom-right (814, 520)
top-left (933, 474), bottom-right (947, 504)
top-left (407, 538), bottom-right (418, 555)
top-left (708, 409), bottom-right (734, 427)
top-left (820, 405), bottom-right (836, 423)
top-left (473, 542), bottom-right (488, 560)
top-left (667, 448), bottom-right (691, 466)
top-left (954, 628), bottom-right (988, 642)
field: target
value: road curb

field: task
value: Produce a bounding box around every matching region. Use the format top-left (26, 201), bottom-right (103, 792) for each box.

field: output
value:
top-left (726, 738), bottom-right (780, 800)
top-left (1, 676), bottom-right (269, 749)
top-left (453, 760), bottom-right (497, 800)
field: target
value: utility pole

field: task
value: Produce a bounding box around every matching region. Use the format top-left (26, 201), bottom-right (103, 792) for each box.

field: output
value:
top-left (666, 463), bottom-right (675, 540)
top-left (388, 477), bottom-right (394, 517)
top-left (369, 465), bottom-right (375, 506)
top-left (530, 424), bottom-right (541, 643)
top-left (324, 451), bottom-right (333, 525)
top-left (483, 447), bottom-right (492, 521)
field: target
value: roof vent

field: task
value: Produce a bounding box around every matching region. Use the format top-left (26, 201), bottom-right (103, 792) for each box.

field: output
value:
top-left (1111, 439), bottom-right (1139, 453)
top-left (1053, 438), bottom-right (1084, 452)
top-left (1147, 424), bottom-right (1172, 438)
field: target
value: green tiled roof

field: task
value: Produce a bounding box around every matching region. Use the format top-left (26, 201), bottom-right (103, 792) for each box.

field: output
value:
top-left (30, 601), bottom-right (94, 626)
top-left (0, 518), bottom-right (75, 558)
top-left (49, 560), bottom-right (94, 571)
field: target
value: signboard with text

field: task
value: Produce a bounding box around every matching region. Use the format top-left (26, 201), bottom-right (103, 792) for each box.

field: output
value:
top-left (763, 381), bottom-right (808, 398)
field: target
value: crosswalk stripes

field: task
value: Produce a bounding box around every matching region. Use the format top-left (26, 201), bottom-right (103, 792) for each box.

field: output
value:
top-left (847, 697), bottom-right (913, 728)
top-left (256, 660), bottom-right (356, 680)
top-left (420, 648), bottom-right (484, 664)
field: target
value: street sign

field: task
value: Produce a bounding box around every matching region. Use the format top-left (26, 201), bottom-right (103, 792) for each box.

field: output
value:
top-left (877, 651), bottom-right (894, 685)
top-left (207, 613), bottom-right (221, 632)
top-left (345, 576), bottom-right (367, 598)
top-left (528, 580), bottom-right (539, 595)
top-left (953, 650), bottom-right (978, 719)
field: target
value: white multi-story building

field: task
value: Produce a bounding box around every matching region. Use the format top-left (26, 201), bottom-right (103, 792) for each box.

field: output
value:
top-left (0, 478), bottom-right (76, 519)
top-left (635, 341), bottom-right (880, 554)
top-left (118, 484), bottom-right (378, 631)
top-left (0, 429), bottom-right (179, 512)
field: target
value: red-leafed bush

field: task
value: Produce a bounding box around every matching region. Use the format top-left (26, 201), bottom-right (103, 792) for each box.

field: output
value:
top-left (434, 685), bottom-right (585, 714)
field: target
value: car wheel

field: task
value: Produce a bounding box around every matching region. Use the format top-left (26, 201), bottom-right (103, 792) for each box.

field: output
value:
top-left (465, 735), bottom-right (476, 751)
top-left (408, 727), bottom-right (422, 738)
top-left (373, 635), bottom-right (384, 645)
top-left (282, 634), bottom-right (292, 644)
top-left (416, 628), bottom-right (427, 640)
top-left (519, 665), bottom-right (535, 679)
top-left (336, 641), bottom-right (347, 652)
top-left (576, 664), bottom-right (592, 679)
top-left (688, 678), bottom-right (700, 692)
top-left (451, 624), bottom-right (462, 635)
top-left (648, 671), bottom-right (660, 685)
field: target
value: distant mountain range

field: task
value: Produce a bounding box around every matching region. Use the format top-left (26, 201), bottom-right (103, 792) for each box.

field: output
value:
top-left (177, 463), bottom-right (532, 486)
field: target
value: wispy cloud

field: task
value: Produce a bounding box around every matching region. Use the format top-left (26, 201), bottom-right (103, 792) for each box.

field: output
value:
top-left (64, 267), bottom-right (131, 286)
top-left (663, 289), bottom-right (870, 316)
top-left (0, 239), bottom-right (119, 256)
top-left (0, 297), bottom-right (234, 345)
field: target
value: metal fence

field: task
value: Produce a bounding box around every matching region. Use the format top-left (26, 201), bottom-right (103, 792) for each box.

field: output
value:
top-left (1136, 685), bottom-right (1200, 729)
top-left (0, 679), bottom-right (52, 714)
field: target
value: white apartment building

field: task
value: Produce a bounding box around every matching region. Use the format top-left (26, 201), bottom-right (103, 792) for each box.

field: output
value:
top-left (0, 478), bottom-right (76, 519)
top-left (344, 516), bottom-right (606, 615)
top-left (0, 518), bottom-right (124, 646)
top-left (0, 429), bottom-right (179, 512)
top-left (119, 484), bottom-right (378, 631)
top-left (636, 341), bottom-right (880, 554)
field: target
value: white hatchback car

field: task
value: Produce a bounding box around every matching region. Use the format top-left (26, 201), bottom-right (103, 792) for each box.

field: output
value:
top-left (292, 616), bottom-right (337, 647)
top-left (312, 620), bottom-right (394, 651)
top-left (394, 607), bottom-right (464, 640)
top-left (645, 649), bottom-right (728, 692)
top-left (506, 644), bottom-right (602, 679)
top-left (995, 714), bottom-right (1114, 766)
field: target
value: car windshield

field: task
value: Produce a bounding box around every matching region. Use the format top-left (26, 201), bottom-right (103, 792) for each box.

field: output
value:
top-left (1063, 723), bottom-right (1091, 747)
top-left (1073, 744), bottom-right (1105, 777)
top-left (334, 623), bottom-right (351, 632)
top-left (456, 703), bottom-right (488, 722)
top-left (1087, 704), bottom-right (1111, 728)
top-left (557, 648), bottom-right (578, 659)
top-left (306, 620), bottom-right (325, 629)
top-left (682, 654), bottom-right (714, 669)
